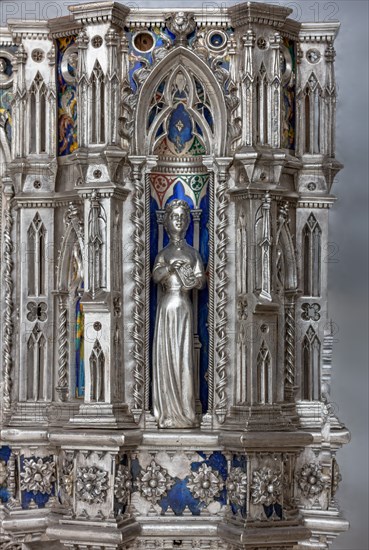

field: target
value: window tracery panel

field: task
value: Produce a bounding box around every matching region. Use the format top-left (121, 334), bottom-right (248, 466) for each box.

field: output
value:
top-left (256, 340), bottom-right (272, 404)
top-left (26, 323), bottom-right (46, 401)
top-left (90, 339), bottom-right (105, 402)
top-left (303, 213), bottom-right (321, 297)
top-left (89, 61), bottom-right (105, 144)
top-left (27, 213), bottom-right (46, 297)
top-left (304, 73), bottom-right (322, 154)
top-left (28, 72), bottom-right (47, 154)
top-left (302, 325), bottom-right (321, 400)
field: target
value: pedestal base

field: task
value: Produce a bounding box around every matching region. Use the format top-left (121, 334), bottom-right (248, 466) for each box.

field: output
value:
top-left (69, 403), bottom-right (137, 429)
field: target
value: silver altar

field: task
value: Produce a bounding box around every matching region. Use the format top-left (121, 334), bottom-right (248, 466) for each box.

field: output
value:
top-left (0, 2), bottom-right (349, 549)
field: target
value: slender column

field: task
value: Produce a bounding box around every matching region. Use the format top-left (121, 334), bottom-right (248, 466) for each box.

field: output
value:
top-left (156, 210), bottom-right (165, 251)
top-left (130, 157), bottom-right (149, 418)
top-left (207, 172), bottom-right (215, 416)
top-left (13, 44), bottom-right (27, 158)
top-left (325, 43), bottom-right (336, 157)
top-left (211, 158), bottom-right (233, 423)
top-left (76, 29), bottom-right (89, 149)
top-left (260, 192), bottom-right (272, 301)
top-left (56, 292), bottom-right (69, 402)
top-left (1, 177), bottom-right (15, 415)
top-left (106, 27), bottom-right (120, 145)
top-left (192, 208), bottom-right (202, 410)
top-left (192, 208), bottom-right (202, 334)
top-left (295, 43), bottom-right (304, 156)
top-left (144, 173), bottom-right (151, 412)
top-left (236, 323), bottom-right (247, 404)
top-left (270, 32), bottom-right (282, 148)
top-left (241, 29), bottom-right (255, 146)
top-left (47, 44), bottom-right (57, 156)
top-left (237, 211), bottom-right (247, 295)
top-left (284, 293), bottom-right (296, 402)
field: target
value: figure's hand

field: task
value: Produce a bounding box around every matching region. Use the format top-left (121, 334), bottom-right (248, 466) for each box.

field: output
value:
top-left (170, 259), bottom-right (187, 271)
top-left (180, 264), bottom-right (196, 286)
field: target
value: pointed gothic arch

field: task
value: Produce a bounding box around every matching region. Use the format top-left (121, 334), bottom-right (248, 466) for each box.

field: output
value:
top-left (134, 46), bottom-right (228, 156)
top-left (57, 212), bottom-right (84, 292)
top-left (275, 207), bottom-right (298, 292)
top-left (56, 206), bottom-right (85, 399)
top-left (28, 71), bottom-right (47, 154)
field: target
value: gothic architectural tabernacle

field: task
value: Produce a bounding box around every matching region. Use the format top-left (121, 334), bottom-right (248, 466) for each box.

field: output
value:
top-left (0, 2), bottom-right (349, 549)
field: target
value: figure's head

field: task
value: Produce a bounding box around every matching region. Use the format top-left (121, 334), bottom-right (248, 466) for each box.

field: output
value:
top-left (68, 52), bottom-right (78, 71)
top-left (0, 58), bottom-right (7, 73)
top-left (164, 199), bottom-right (191, 240)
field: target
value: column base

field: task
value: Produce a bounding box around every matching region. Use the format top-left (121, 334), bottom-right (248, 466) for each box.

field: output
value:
top-left (69, 403), bottom-right (137, 429)
top-left (222, 404), bottom-right (295, 431)
top-left (47, 515), bottom-right (140, 549)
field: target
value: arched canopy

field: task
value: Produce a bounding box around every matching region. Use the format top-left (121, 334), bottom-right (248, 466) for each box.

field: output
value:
top-left (57, 218), bottom-right (84, 292)
top-left (277, 223), bottom-right (298, 291)
top-left (134, 46), bottom-right (228, 157)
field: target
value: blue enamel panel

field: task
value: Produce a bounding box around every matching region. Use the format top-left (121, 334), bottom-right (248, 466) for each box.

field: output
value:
top-left (126, 26), bottom-right (175, 91)
top-left (231, 454), bottom-right (247, 518)
top-left (161, 478), bottom-right (204, 515)
top-left (191, 451), bottom-right (227, 506)
top-left (0, 445), bottom-right (11, 503)
top-left (150, 177), bottom-right (210, 413)
top-left (167, 103), bottom-right (193, 154)
top-left (132, 451), bottom-right (228, 516)
top-left (0, 446), bottom-right (11, 462)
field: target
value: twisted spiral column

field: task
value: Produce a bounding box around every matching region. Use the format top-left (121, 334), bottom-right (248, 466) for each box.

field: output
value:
top-left (284, 296), bottom-right (296, 402)
top-left (130, 158), bottom-right (147, 415)
top-left (2, 179), bottom-right (14, 414)
top-left (144, 172), bottom-right (151, 411)
top-left (56, 293), bottom-right (69, 401)
top-left (207, 173), bottom-right (215, 413)
top-left (214, 160), bottom-right (232, 422)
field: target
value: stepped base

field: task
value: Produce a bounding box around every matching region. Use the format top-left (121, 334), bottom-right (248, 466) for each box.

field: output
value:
top-left (69, 403), bottom-right (137, 429)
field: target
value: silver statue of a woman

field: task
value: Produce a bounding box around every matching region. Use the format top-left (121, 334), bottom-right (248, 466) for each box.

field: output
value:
top-left (152, 200), bottom-right (206, 428)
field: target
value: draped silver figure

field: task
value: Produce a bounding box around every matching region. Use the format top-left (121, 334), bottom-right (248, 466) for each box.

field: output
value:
top-left (152, 200), bottom-right (206, 428)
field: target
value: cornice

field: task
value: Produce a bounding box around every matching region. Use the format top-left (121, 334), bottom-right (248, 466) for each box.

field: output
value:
top-left (68, 1), bottom-right (130, 28)
top-left (229, 187), bottom-right (298, 202)
top-left (281, 18), bottom-right (301, 41)
top-left (6, 19), bottom-right (51, 41)
top-left (126, 9), bottom-right (230, 29)
top-left (299, 22), bottom-right (341, 43)
top-left (48, 16), bottom-right (83, 38)
top-left (76, 185), bottom-right (130, 201)
top-left (229, 1), bottom-right (293, 30)
top-left (0, 28), bottom-right (17, 47)
top-left (297, 195), bottom-right (337, 208)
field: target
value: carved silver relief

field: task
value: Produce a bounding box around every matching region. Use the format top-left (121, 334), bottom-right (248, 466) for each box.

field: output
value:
top-left (0, 460), bottom-right (7, 486)
top-left (166, 12), bottom-right (196, 45)
top-left (20, 458), bottom-right (56, 495)
top-left (136, 460), bottom-right (174, 504)
top-left (187, 464), bottom-right (224, 505)
top-left (114, 466), bottom-right (132, 505)
top-left (76, 466), bottom-right (109, 504)
top-left (226, 467), bottom-right (247, 507)
top-left (298, 462), bottom-right (330, 500)
top-left (251, 467), bottom-right (282, 506)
